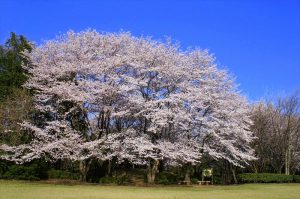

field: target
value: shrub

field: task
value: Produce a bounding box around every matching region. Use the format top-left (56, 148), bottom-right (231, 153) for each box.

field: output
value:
top-left (155, 173), bottom-right (169, 185)
top-left (2, 164), bottom-right (40, 180)
top-left (99, 176), bottom-right (117, 184)
top-left (293, 175), bottom-right (300, 183)
top-left (212, 175), bottom-right (222, 184)
top-left (238, 173), bottom-right (293, 183)
top-left (191, 178), bottom-right (200, 184)
top-left (47, 169), bottom-right (80, 180)
top-left (155, 171), bottom-right (178, 185)
top-left (0, 161), bottom-right (9, 178)
top-left (99, 174), bottom-right (131, 185)
top-left (117, 174), bottom-right (131, 184)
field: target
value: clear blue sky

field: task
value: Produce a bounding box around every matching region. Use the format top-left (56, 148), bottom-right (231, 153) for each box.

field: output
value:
top-left (1, 0), bottom-right (299, 101)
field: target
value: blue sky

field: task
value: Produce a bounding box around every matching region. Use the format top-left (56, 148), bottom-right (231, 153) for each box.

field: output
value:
top-left (1, 0), bottom-right (299, 101)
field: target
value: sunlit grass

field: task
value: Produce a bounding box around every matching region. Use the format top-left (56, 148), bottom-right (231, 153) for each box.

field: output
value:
top-left (0, 180), bottom-right (299, 199)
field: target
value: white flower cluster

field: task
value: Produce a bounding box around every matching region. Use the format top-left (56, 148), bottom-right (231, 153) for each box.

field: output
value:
top-left (0, 30), bottom-right (255, 166)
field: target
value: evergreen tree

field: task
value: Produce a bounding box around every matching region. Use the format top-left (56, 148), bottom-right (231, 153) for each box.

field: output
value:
top-left (0, 33), bottom-right (33, 145)
top-left (0, 32), bottom-right (32, 100)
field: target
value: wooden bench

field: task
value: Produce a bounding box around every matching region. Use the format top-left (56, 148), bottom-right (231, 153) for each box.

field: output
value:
top-left (197, 180), bottom-right (211, 185)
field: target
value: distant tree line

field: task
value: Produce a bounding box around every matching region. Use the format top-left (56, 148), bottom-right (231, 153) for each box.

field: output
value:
top-left (249, 94), bottom-right (300, 175)
top-left (0, 32), bottom-right (299, 185)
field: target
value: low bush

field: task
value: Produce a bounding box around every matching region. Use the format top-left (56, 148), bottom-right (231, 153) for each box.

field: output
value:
top-left (1, 164), bottom-right (41, 180)
top-left (117, 174), bottom-right (131, 184)
top-left (155, 173), bottom-right (169, 185)
top-left (99, 176), bottom-right (117, 184)
top-left (238, 173), bottom-right (293, 183)
top-left (191, 178), bottom-right (199, 184)
top-left (293, 175), bottom-right (300, 183)
top-left (99, 174), bottom-right (131, 185)
top-left (0, 161), bottom-right (9, 177)
top-left (155, 171), bottom-right (178, 185)
top-left (47, 169), bottom-right (80, 180)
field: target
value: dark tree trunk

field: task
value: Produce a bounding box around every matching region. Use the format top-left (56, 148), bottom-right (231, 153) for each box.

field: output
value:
top-left (230, 164), bottom-right (238, 184)
top-left (79, 159), bottom-right (91, 182)
top-left (221, 160), bottom-right (232, 184)
top-left (147, 159), bottom-right (159, 184)
top-left (106, 159), bottom-right (113, 177)
top-left (184, 163), bottom-right (192, 184)
top-left (285, 146), bottom-right (291, 175)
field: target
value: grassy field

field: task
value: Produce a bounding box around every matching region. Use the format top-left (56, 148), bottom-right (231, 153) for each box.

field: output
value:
top-left (0, 180), bottom-right (300, 199)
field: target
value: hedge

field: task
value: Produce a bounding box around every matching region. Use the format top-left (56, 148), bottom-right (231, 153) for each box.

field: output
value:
top-left (155, 171), bottom-right (179, 185)
top-left (0, 164), bottom-right (42, 180)
top-left (238, 173), bottom-right (296, 183)
top-left (47, 169), bottom-right (80, 180)
top-left (99, 174), bottom-right (131, 185)
top-left (293, 175), bottom-right (300, 183)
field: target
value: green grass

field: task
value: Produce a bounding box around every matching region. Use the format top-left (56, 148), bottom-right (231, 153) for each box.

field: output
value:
top-left (0, 180), bottom-right (300, 199)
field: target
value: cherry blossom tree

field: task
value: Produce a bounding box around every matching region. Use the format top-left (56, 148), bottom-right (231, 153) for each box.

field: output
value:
top-left (0, 30), bottom-right (255, 182)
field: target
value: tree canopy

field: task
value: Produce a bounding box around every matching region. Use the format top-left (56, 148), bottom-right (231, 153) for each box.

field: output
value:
top-left (0, 30), bottom-right (256, 182)
top-left (0, 32), bottom-right (32, 100)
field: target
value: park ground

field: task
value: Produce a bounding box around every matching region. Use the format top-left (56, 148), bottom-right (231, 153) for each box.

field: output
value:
top-left (0, 180), bottom-right (300, 199)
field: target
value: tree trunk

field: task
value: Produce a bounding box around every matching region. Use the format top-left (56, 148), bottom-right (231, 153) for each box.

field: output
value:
top-left (184, 163), bottom-right (192, 184)
top-left (79, 159), bottom-right (91, 182)
top-left (221, 160), bottom-right (231, 185)
top-left (230, 164), bottom-right (238, 184)
top-left (285, 145), bottom-right (291, 175)
top-left (107, 159), bottom-right (112, 177)
top-left (253, 165), bottom-right (258, 174)
top-left (147, 159), bottom-right (159, 184)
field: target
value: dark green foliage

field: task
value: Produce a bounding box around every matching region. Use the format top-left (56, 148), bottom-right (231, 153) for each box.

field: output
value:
top-left (0, 33), bottom-right (34, 150)
top-left (211, 172), bottom-right (222, 184)
top-left (86, 160), bottom-right (106, 183)
top-left (99, 176), bottom-right (117, 184)
top-left (155, 173), bottom-right (169, 185)
top-left (0, 161), bottom-right (10, 177)
top-left (99, 174), bottom-right (131, 185)
top-left (238, 173), bottom-right (294, 183)
top-left (155, 171), bottom-right (179, 185)
top-left (191, 178), bottom-right (199, 184)
top-left (47, 169), bottom-right (80, 180)
top-left (1, 164), bottom-right (41, 180)
top-left (0, 32), bottom-right (32, 100)
top-left (0, 160), bottom-right (48, 181)
top-left (293, 175), bottom-right (300, 183)
top-left (114, 174), bottom-right (131, 184)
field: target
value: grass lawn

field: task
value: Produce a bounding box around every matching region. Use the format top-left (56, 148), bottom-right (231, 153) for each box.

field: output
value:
top-left (0, 180), bottom-right (299, 199)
